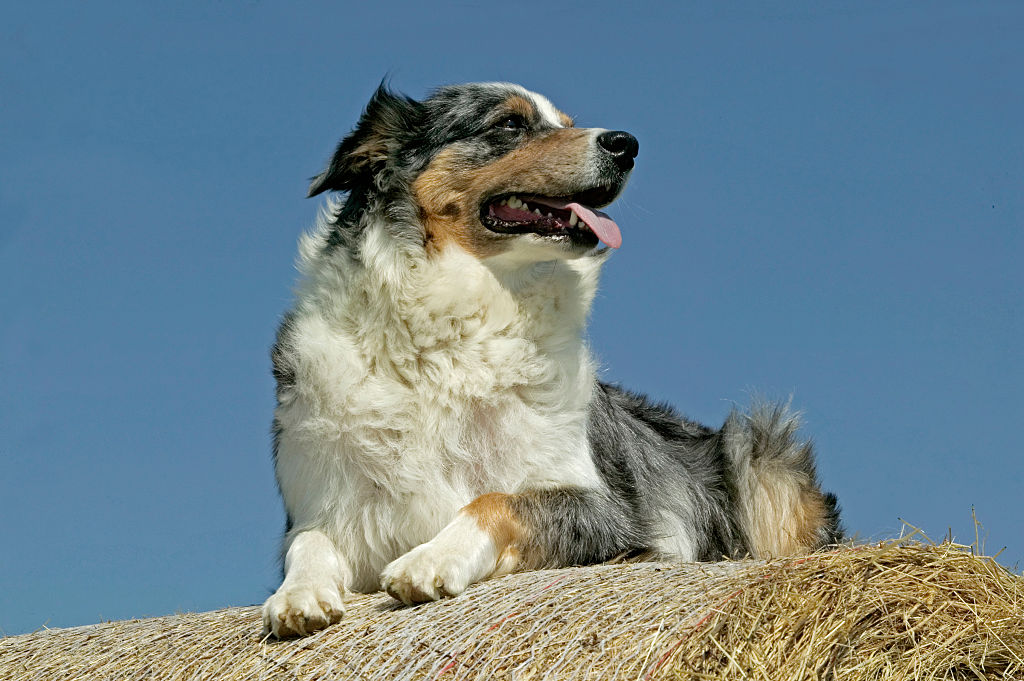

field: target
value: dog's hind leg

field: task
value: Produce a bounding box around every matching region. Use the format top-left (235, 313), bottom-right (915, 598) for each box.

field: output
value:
top-left (262, 529), bottom-right (351, 637)
top-left (721, 403), bottom-right (842, 558)
top-left (380, 488), bottom-right (643, 604)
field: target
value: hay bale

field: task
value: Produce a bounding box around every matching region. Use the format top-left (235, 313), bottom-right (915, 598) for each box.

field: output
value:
top-left (2, 542), bottom-right (1021, 680)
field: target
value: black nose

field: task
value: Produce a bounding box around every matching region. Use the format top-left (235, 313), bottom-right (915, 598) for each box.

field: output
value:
top-left (596, 130), bottom-right (639, 171)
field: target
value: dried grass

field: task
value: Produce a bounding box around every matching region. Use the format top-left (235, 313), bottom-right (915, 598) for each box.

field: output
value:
top-left (1, 542), bottom-right (1021, 680)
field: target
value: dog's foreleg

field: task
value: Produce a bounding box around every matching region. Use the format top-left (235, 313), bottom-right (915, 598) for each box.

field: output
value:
top-left (262, 529), bottom-right (351, 637)
top-left (380, 488), bottom-right (639, 604)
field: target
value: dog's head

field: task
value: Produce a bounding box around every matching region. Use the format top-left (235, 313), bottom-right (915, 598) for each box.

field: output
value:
top-left (309, 82), bottom-right (637, 261)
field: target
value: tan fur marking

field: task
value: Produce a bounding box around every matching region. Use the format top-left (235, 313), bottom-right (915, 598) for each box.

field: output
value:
top-left (503, 95), bottom-right (538, 123)
top-left (745, 470), bottom-right (829, 557)
top-left (462, 492), bottom-right (531, 571)
top-left (557, 111), bottom-right (575, 128)
top-left (412, 128), bottom-right (593, 258)
top-left (468, 128), bottom-right (591, 194)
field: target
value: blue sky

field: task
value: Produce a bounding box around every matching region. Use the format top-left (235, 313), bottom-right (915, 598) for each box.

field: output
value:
top-left (1, 2), bottom-right (1021, 635)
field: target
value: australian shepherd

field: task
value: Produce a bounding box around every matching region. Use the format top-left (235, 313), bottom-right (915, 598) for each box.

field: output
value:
top-left (262, 82), bottom-right (841, 637)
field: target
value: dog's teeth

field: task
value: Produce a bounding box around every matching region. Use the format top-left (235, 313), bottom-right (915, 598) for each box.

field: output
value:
top-left (500, 198), bottom-right (508, 206)
top-left (534, 208), bottom-right (542, 215)
top-left (509, 196), bottom-right (521, 208)
top-left (546, 212), bottom-right (553, 218)
top-left (569, 211), bottom-right (579, 227)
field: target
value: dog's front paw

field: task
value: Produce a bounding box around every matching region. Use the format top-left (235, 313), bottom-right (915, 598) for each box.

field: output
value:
top-left (380, 542), bottom-right (475, 605)
top-left (262, 582), bottom-right (345, 638)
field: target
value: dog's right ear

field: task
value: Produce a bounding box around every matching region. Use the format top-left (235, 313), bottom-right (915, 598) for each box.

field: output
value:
top-left (307, 84), bottom-right (423, 197)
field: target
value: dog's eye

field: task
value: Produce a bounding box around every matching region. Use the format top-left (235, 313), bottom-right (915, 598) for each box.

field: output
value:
top-left (495, 115), bottom-right (527, 131)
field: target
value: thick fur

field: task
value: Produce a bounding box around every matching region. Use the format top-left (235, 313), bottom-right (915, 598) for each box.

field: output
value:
top-left (263, 82), bottom-right (841, 637)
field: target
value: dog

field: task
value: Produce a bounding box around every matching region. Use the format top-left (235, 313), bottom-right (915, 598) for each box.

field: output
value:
top-left (262, 82), bottom-right (842, 638)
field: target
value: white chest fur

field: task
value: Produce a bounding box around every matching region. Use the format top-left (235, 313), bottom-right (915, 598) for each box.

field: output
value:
top-left (272, 220), bottom-right (606, 589)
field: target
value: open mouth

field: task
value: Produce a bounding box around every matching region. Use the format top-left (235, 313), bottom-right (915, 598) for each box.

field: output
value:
top-left (479, 186), bottom-right (623, 249)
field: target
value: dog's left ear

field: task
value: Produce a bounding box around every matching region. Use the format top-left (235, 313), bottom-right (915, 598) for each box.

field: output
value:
top-left (307, 84), bottom-right (423, 197)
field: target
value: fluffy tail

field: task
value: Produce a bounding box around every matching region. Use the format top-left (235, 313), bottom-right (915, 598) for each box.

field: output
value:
top-left (722, 402), bottom-right (842, 558)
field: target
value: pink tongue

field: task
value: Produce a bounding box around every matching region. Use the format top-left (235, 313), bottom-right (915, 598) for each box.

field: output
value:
top-left (530, 197), bottom-right (623, 249)
top-left (567, 201), bottom-right (621, 249)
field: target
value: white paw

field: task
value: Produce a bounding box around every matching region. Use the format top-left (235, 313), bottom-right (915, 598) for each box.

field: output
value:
top-left (380, 542), bottom-right (475, 605)
top-left (262, 582), bottom-right (345, 638)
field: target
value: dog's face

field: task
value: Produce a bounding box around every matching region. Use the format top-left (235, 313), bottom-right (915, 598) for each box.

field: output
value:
top-left (309, 83), bottom-right (638, 261)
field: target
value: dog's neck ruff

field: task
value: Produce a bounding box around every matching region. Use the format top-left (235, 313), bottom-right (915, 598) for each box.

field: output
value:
top-left (298, 212), bottom-right (603, 369)
top-left (281, 210), bottom-right (607, 499)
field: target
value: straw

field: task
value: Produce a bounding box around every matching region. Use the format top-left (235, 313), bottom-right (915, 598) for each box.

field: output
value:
top-left (2, 542), bottom-right (1020, 680)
